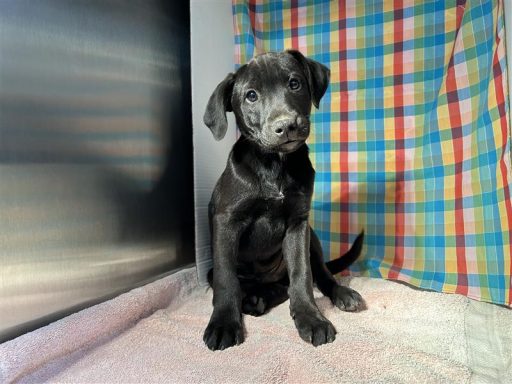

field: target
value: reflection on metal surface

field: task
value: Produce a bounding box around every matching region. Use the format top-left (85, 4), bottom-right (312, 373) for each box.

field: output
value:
top-left (0, 1), bottom-right (194, 341)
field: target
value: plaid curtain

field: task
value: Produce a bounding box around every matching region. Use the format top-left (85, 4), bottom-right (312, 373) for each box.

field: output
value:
top-left (232, 0), bottom-right (511, 306)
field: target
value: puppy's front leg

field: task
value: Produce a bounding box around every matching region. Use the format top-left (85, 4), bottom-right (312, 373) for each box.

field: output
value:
top-left (283, 220), bottom-right (337, 346)
top-left (203, 213), bottom-right (244, 351)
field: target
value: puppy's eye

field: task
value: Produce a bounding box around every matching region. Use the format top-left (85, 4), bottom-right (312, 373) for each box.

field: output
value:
top-left (289, 78), bottom-right (301, 90)
top-left (246, 90), bottom-right (258, 102)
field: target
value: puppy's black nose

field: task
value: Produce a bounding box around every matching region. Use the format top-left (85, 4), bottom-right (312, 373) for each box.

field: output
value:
top-left (274, 127), bottom-right (285, 136)
top-left (274, 122), bottom-right (296, 136)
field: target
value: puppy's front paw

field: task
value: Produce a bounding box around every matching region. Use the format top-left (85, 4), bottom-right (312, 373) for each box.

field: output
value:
top-left (293, 312), bottom-right (336, 346)
top-left (203, 319), bottom-right (244, 351)
top-left (331, 285), bottom-right (364, 312)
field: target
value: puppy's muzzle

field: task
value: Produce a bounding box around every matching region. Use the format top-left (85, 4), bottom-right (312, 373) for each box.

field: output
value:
top-left (270, 115), bottom-right (310, 143)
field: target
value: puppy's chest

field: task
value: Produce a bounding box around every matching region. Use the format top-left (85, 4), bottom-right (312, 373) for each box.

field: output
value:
top-left (239, 178), bottom-right (309, 258)
top-left (257, 174), bottom-right (310, 214)
top-left (261, 181), bottom-right (285, 202)
top-left (261, 176), bottom-right (295, 205)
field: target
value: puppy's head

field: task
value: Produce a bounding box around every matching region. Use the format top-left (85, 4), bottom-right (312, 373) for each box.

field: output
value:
top-left (203, 50), bottom-right (330, 153)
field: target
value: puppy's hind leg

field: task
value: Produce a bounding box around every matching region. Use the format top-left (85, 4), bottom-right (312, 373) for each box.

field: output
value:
top-left (241, 280), bottom-right (289, 316)
top-left (309, 227), bottom-right (365, 312)
top-left (209, 269), bottom-right (289, 316)
top-left (209, 268), bottom-right (289, 316)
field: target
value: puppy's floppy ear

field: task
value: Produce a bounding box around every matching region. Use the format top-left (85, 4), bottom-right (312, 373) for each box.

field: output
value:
top-left (203, 73), bottom-right (235, 141)
top-left (287, 50), bottom-right (330, 108)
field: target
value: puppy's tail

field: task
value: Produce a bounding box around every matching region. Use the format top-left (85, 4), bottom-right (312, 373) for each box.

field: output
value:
top-left (325, 230), bottom-right (364, 274)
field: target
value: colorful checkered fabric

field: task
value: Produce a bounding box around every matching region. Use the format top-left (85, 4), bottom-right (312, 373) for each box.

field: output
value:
top-left (232, 0), bottom-right (512, 306)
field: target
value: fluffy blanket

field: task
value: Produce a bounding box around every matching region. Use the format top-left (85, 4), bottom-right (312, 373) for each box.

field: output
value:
top-left (1, 267), bottom-right (510, 383)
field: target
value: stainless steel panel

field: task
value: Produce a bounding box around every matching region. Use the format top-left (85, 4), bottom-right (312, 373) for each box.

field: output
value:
top-left (0, 0), bottom-right (194, 342)
top-left (190, 0), bottom-right (237, 286)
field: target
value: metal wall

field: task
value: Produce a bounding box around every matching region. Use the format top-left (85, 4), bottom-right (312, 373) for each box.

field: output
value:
top-left (0, 0), bottom-right (194, 342)
top-left (191, 0), bottom-right (236, 286)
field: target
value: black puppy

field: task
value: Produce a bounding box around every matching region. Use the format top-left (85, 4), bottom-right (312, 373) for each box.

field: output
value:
top-left (203, 50), bottom-right (364, 351)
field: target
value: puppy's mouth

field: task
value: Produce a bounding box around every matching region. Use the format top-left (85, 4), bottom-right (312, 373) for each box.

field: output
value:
top-left (278, 139), bottom-right (305, 152)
